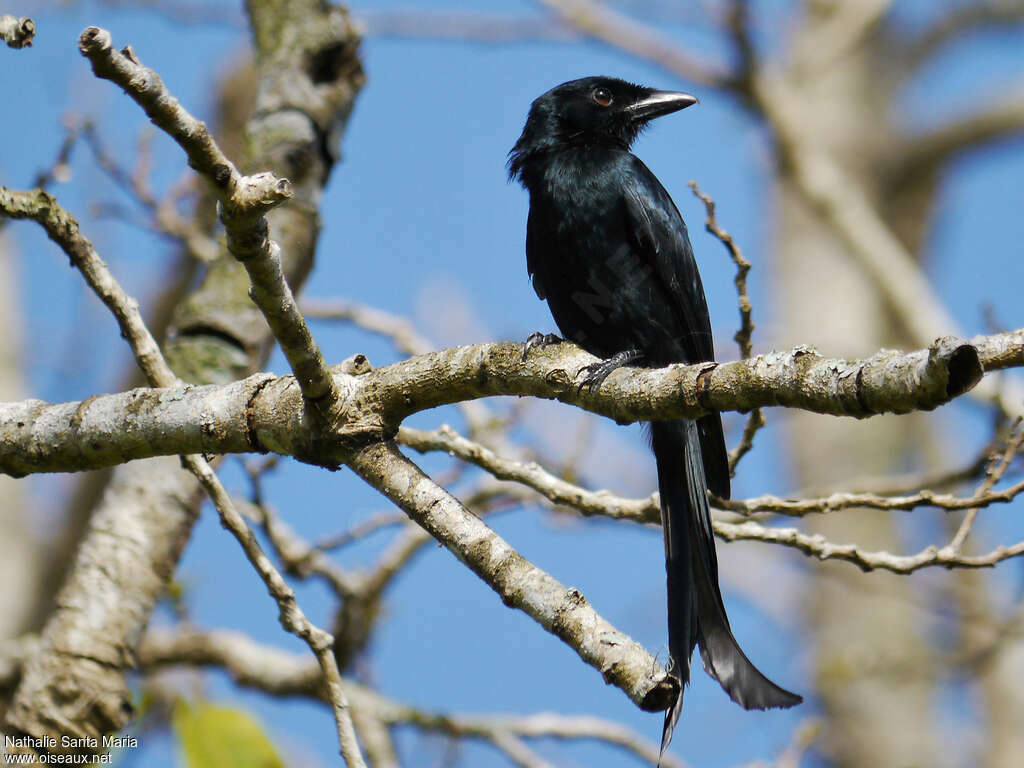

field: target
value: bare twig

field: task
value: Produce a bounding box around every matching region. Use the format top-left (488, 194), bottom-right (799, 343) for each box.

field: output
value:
top-left (80, 122), bottom-right (219, 263)
top-left (947, 418), bottom-right (1024, 553)
top-left (689, 180), bottom-right (764, 473)
top-left (812, 442), bottom-right (996, 497)
top-left (311, 513), bottom-right (410, 552)
top-left (401, 420), bottom-right (1024, 520)
top-left (303, 298), bottom-right (436, 357)
top-left (400, 422), bottom-right (1024, 575)
top-left (186, 461), bottom-right (367, 768)
top-left (715, 518), bottom-right (1024, 574)
top-left (32, 120), bottom-right (84, 189)
top-left (688, 182), bottom-right (755, 360)
top-left (490, 733), bottom-right (555, 768)
top-left (718, 479), bottom-right (1024, 517)
top-left (236, 497), bottom-right (357, 597)
top-left (399, 424), bottom-right (658, 523)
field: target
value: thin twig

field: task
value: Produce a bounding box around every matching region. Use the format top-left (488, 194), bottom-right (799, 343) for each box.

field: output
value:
top-left (311, 513), bottom-right (410, 553)
top-left (947, 417), bottom-right (1024, 553)
top-left (716, 518), bottom-right (1024, 574)
top-left (79, 122), bottom-right (220, 263)
top-left (689, 180), bottom-right (763, 473)
top-left (399, 425), bottom-right (659, 523)
top-left (32, 120), bottom-right (84, 190)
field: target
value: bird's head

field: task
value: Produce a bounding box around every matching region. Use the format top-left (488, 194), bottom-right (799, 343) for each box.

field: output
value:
top-left (508, 76), bottom-right (697, 182)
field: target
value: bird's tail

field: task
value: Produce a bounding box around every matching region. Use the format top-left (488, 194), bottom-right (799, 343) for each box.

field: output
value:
top-left (652, 419), bottom-right (802, 759)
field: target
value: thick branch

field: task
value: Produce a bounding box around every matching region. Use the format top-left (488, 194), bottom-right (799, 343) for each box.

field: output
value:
top-left (348, 441), bottom-right (678, 713)
top-left (1, 333), bottom-right (1004, 476)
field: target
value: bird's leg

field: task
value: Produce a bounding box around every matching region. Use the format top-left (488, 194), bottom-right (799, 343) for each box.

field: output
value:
top-left (576, 349), bottom-right (643, 391)
top-left (521, 331), bottom-right (564, 362)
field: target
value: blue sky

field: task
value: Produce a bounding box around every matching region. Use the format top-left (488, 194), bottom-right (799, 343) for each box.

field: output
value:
top-left (2, 2), bottom-right (1023, 767)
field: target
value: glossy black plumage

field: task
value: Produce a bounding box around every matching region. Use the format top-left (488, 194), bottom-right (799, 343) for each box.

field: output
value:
top-left (509, 76), bottom-right (801, 757)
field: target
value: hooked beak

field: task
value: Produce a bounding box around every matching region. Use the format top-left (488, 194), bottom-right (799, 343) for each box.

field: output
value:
top-left (626, 90), bottom-right (698, 122)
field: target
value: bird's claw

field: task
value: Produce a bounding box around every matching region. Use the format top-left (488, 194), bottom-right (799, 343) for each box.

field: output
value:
top-left (575, 349), bottom-right (642, 392)
top-left (576, 362), bottom-right (615, 391)
top-left (522, 332), bottom-right (563, 362)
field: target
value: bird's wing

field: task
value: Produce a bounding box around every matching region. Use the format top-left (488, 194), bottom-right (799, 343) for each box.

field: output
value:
top-left (622, 157), bottom-right (730, 500)
top-left (524, 204), bottom-right (547, 300)
top-left (621, 158), bottom-right (714, 365)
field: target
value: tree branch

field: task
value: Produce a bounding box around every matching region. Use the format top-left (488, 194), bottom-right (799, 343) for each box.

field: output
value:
top-left (904, 1), bottom-right (1024, 68)
top-left (535, 0), bottom-right (728, 87)
top-left (360, 9), bottom-right (580, 43)
top-left (715, 518), bottom-right (1024, 574)
top-left (688, 180), bottom-right (764, 473)
top-left (0, 332), bottom-right (1002, 476)
top-left (399, 424), bottom-right (659, 523)
top-left (348, 441), bottom-right (679, 714)
top-left (891, 94), bottom-right (1024, 187)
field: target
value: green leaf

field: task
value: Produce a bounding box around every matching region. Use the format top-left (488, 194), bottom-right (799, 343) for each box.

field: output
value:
top-left (173, 700), bottom-right (286, 768)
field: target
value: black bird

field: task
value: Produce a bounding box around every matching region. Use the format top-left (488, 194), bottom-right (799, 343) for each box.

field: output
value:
top-left (509, 77), bottom-right (801, 755)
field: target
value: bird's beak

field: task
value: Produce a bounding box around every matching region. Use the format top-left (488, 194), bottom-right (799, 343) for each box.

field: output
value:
top-left (626, 90), bottom-right (699, 122)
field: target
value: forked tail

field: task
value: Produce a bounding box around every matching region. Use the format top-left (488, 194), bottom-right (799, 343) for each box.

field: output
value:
top-left (652, 419), bottom-right (802, 760)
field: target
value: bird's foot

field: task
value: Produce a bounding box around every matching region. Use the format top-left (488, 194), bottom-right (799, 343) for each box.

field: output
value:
top-left (576, 349), bottom-right (642, 391)
top-left (521, 332), bottom-right (563, 362)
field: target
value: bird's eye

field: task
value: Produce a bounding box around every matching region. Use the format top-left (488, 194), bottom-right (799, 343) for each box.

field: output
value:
top-left (592, 87), bottom-right (613, 107)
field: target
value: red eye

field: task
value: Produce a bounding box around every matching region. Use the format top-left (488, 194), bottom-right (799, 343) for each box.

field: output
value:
top-left (592, 87), bottom-right (613, 107)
